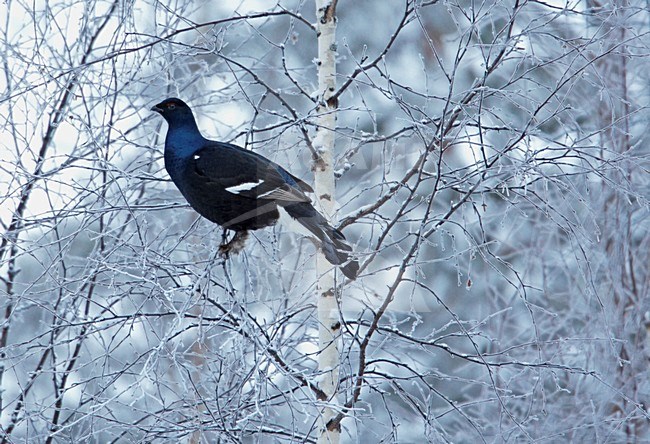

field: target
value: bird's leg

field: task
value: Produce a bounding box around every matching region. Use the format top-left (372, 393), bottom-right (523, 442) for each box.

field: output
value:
top-left (218, 230), bottom-right (249, 258)
top-left (229, 230), bottom-right (249, 253)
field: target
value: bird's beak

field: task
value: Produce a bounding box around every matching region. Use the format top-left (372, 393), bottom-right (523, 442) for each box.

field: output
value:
top-left (151, 104), bottom-right (163, 113)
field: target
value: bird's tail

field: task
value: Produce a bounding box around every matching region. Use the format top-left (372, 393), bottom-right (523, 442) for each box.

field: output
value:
top-left (283, 202), bottom-right (359, 280)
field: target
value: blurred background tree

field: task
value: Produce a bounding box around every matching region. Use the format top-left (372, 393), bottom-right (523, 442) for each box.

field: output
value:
top-left (0, 0), bottom-right (648, 442)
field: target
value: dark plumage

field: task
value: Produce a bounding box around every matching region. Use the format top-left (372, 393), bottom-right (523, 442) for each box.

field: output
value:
top-left (152, 98), bottom-right (359, 279)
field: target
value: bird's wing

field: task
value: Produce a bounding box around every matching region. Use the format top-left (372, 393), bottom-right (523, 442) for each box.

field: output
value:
top-left (192, 143), bottom-right (311, 204)
top-left (219, 142), bottom-right (314, 193)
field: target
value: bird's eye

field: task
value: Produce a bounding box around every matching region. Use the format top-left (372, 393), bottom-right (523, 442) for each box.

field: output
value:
top-left (168, 103), bottom-right (176, 110)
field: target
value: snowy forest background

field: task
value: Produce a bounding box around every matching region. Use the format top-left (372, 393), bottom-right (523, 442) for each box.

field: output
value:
top-left (1, 0), bottom-right (649, 442)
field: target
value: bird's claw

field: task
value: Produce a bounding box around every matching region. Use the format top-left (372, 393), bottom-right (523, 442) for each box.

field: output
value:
top-left (218, 243), bottom-right (232, 259)
top-left (218, 231), bottom-right (249, 258)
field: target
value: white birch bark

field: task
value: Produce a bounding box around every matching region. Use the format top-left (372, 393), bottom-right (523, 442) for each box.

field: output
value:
top-left (313, 1), bottom-right (340, 443)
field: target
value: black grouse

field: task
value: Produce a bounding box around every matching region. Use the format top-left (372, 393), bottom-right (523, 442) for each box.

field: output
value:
top-left (151, 98), bottom-right (359, 279)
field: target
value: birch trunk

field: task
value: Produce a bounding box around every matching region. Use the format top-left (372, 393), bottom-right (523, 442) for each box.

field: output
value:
top-left (313, 1), bottom-right (340, 443)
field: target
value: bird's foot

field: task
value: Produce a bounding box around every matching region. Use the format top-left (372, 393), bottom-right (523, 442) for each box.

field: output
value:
top-left (218, 231), bottom-right (249, 258)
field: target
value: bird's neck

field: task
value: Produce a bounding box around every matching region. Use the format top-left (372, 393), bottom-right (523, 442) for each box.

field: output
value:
top-left (164, 120), bottom-right (205, 157)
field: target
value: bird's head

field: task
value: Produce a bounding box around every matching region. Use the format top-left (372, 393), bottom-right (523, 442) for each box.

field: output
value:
top-left (151, 98), bottom-right (196, 127)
